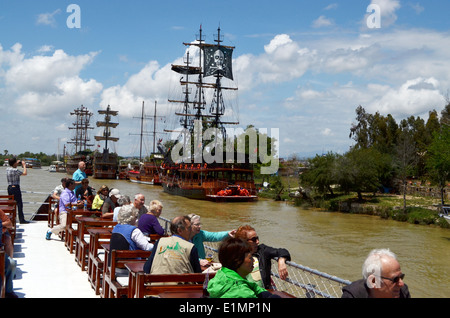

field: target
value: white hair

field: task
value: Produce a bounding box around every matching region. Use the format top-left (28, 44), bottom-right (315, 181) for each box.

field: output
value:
top-left (117, 204), bottom-right (139, 225)
top-left (362, 248), bottom-right (398, 280)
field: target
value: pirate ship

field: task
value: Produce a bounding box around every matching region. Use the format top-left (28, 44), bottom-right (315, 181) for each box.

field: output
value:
top-left (159, 26), bottom-right (257, 201)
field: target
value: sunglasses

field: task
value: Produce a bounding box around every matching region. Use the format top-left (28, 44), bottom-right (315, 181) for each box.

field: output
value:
top-left (381, 273), bottom-right (405, 283)
top-left (248, 236), bottom-right (259, 242)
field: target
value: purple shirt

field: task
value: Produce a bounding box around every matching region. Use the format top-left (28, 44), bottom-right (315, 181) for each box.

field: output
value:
top-left (59, 188), bottom-right (77, 213)
top-left (138, 214), bottom-right (164, 236)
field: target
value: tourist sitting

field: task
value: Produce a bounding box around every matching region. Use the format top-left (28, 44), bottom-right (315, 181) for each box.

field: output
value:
top-left (75, 178), bottom-right (94, 205)
top-left (133, 193), bottom-right (149, 219)
top-left (92, 185), bottom-right (109, 211)
top-left (1, 223), bottom-right (18, 298)
top-left (113, 195), bottom-right (131, 222)
top-left (51, 177), bottom-right (68, 213)
top-left (188, 214), bottom-right (235, 267)
top-left (101, 188), bottom-right (121, 219)
top-left (341, 248), bottom-right (410, 298)
top-left (46, 179), bottom-right (80, 240)
top-left (207, 237), bottom-right (280, 298)
top-left (234, 225), bottom-right (290, 289)
top-left (138, 200), bottom-right (165, 236)
top-left (143, 215), bottom-right (201, 274)
top-left (0, 208), bottom-right (14, 258)
top-left (111, 204), bottom-right (154, 251)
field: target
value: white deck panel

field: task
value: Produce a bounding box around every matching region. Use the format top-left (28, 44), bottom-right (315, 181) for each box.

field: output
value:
top-left (11, 221), bottom-right (98, 298)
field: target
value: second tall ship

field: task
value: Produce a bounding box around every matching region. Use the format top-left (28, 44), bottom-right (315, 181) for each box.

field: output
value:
top-left (92, 105), bottom-right (119, 179)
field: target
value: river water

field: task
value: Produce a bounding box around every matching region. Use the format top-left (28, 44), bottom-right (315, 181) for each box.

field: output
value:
top-left (1, 166), bottom-right (449, 298)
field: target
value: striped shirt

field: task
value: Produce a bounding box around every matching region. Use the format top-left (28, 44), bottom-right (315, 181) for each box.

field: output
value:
top-left (6, 167), bottom-right (23, 186)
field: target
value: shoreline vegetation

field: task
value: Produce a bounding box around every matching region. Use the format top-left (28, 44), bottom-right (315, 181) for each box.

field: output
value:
top-left (257, 176), bottom-right (450, 229)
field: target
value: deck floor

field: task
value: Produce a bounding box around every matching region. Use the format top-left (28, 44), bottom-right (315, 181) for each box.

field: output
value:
top-left (11, 221), bottom-right (98, 298)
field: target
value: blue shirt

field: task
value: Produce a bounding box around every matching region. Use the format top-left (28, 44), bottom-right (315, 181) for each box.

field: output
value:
top-left (72, 169), bottom-right (87, 193)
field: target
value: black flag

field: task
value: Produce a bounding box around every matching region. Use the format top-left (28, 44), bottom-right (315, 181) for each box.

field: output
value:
top-left (203, 46), bottom-right (233, 80)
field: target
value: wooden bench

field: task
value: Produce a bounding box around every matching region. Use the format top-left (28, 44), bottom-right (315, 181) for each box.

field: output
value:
top-left (75, 217), bottom-right (116, 271)
top-left (47, 196), bottom-right (59, 229)
top-left (134, 272), bottom-right (215, 298)
top-left (101, 244), bottom-right (151, 298)
top-left (64, 210), bottom-right (102, 254)
top-left (87, 229), bottom-right (112, 295)
top-left (0, 200), bottom-right (16, 243)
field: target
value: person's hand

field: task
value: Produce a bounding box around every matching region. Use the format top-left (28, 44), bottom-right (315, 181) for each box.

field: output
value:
top-left (228, 229), bottom-right (236, 237)
top-left (200, 259), bottom-right (211, 267)
top-left (278, 258), bottom-right (289, 280)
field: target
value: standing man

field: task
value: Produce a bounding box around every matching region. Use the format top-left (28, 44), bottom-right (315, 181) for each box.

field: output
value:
top-left (6, 158), bottom-right (28, 224)
top-left (72, 161), bottom-right (87, 194)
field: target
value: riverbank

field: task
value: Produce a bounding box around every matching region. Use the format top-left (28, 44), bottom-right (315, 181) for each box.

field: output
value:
top-left (258, 188), bottom-right (450, 229)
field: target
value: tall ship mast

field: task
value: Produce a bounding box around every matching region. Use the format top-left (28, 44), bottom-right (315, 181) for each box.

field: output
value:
top-left (66, 105), bottom-right (94, 176)
top-left (127, 101), bottom-right (164, 185)
top-left (92, 105), bottom-right (119, 179)
top-left (159, 26), bottom-right (257, 201)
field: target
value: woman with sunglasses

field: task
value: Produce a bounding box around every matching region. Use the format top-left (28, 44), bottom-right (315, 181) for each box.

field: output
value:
top-left (342, 248), bottom-right (411, 298)
top-left (234, 225), bottom-right (291, 290)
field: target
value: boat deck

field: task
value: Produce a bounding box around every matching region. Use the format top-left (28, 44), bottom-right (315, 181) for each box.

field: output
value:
top-left (11, 221), bottom-right (98, 298)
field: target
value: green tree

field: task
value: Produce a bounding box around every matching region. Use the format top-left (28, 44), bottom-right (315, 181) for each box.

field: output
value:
top-left (300, 152), bottom-right (338, 196)
top-left (427, 124), bottom-right (450, 205)
top-left (337, 147), bottom-right (384, 201)
top-left (395, 127), bottom-right (418, 212)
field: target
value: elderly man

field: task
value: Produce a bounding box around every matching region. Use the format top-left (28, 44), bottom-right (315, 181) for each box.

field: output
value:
top-left (72, 161), bottom-right (87, 194)
top-left (143, 215), bottom-right (201, 274)
top-left (133, 193), bottom-right (149, 219)
top-left (342, 248), bottom-right (411, 298)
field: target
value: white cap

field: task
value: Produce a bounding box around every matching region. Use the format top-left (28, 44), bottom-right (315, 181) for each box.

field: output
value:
top-left (109, 188), bottom-right (121, 198)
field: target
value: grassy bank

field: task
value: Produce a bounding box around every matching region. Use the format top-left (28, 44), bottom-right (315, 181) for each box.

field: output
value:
top-left (256, 176), bottom-right (450, 229)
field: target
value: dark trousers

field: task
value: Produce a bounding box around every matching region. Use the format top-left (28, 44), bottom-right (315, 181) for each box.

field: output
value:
top-left (7, 185), bottom-right (25, 222)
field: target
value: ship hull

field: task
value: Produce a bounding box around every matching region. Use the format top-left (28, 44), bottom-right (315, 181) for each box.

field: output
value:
top-left (92, 151), bottom-right (118, 179)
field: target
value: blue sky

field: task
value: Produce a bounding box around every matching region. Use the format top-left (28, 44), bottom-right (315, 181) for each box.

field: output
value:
top-left (1, 0), bottom-right (450, 159)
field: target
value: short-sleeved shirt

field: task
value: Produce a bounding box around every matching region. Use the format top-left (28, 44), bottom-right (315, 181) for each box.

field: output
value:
top-left (6, 167), bottom-right (22, 186)
top-left (72, 169), bottom-right (86, 192)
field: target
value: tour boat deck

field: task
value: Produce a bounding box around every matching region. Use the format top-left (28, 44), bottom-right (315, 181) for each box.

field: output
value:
top-left (12, 221), bottom-right (98, 298)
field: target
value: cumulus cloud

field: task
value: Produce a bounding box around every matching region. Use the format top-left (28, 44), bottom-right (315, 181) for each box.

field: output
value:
top-left (367, 77), bottom-right (446, 118)
top-left (0, 44), bottom-right (102, 118)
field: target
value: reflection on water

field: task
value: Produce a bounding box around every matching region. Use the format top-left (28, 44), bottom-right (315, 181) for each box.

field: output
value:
top-left (2, 167), bottom-right (449, 297)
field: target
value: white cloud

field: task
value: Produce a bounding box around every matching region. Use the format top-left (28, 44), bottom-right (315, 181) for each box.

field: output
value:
top-left (367, 77), bottom-right (446, 118)
top-left (0, 45), bottom-right (102, 118)
top-left (312, 16), bottom-right (334, 28)
top-left (36, 9), bottom-right (61, 27)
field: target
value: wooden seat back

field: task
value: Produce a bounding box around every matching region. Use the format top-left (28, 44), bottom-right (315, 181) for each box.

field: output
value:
top-left (135, 272), bottom-right (215, 298)
top-left (102, 247), bottom-right (151, 298)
